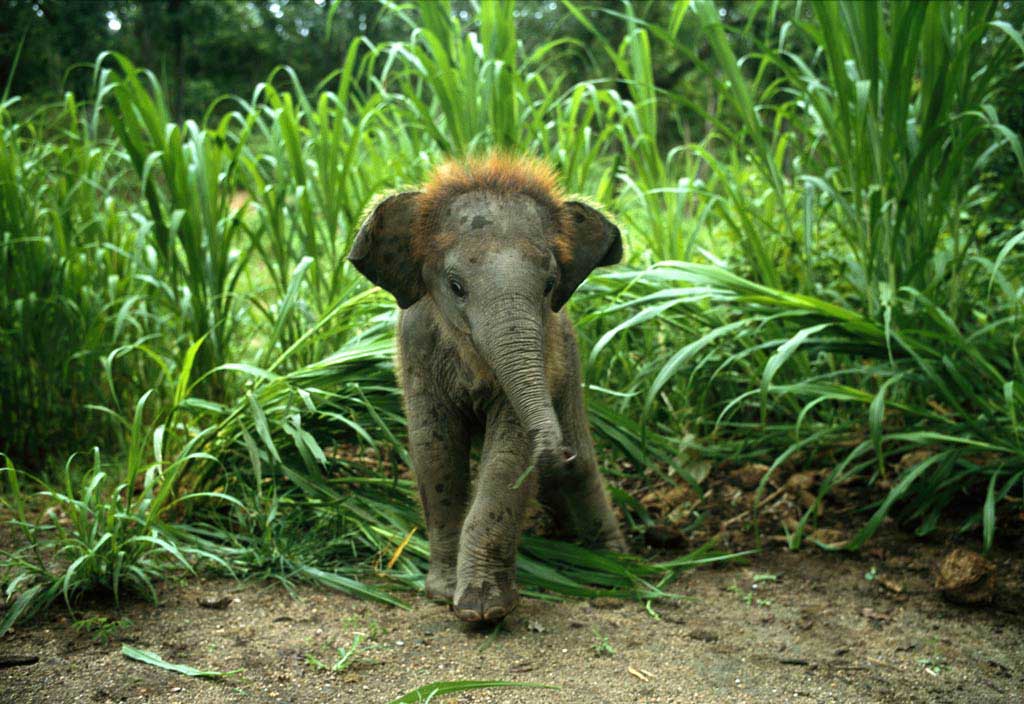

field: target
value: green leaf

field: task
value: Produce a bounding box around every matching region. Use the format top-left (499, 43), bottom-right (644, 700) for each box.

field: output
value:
top-left (982, 472), bottom-right (998, 553)
top-left (385, 680), bottom-right (557, 704)
top-left (121, 645), bottom-right (241, 678)
top-left (0, 584), bottom-right (48, 637)
top-left (174, 335), bottom-right (207, 406)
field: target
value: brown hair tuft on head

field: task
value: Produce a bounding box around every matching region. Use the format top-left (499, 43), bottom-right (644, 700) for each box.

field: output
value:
top-left (412, 153), bottom-right (571, 261)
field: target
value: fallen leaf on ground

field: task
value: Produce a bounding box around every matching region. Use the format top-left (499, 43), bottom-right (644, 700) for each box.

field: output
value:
top-left (588, 597), bottom-right (623, 610)
top-left (640, 484), bottom-right (697, 514)
top-left (861, 608), bottom-right (893, 623)
top-left (797, 489), bottom-right (822, 514)
top-left (676, 458), bottom-right (712, 484)
top-left (895, 448), bottom-right (935, 472)
top-left (664, 502), bottom-right (696, 526)
top-left (627, 665), bottom-right (652, 681)
top-left (809, 528), bottom-right (847, 549)
top-left (785, 471), bottom-right (818, 492)
top-left (877, 576), bottom-right (904, 594)
top-left (729, 463), bottom-right (771, 490)
top-left (121, 645), bottom-right (241, 678)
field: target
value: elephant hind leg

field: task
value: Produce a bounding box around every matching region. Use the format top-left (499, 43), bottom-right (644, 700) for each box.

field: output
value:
top-left (545, 391), bottom-right (627, 553)
top-left (541, 455), bottom-right (628, 553)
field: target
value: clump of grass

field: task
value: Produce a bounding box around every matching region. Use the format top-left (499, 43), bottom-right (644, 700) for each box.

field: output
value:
top-left (305, 631), bottom-right (380, 673)
top-left (0, 389), bottom-right (233, 635)
top-left (71, 615), bottom-right (133, 645)
top-left (591, 627), bottom-right (615, 657)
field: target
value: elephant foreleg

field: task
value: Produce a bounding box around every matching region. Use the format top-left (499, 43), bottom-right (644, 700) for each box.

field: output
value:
top-left (454, 404), bottom-right (535, 622)
top-left (406, 397), bottom-right (470, 603)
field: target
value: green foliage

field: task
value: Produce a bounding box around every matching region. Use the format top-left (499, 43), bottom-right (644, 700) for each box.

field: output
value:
top-left (305, 631), bottom-right (379, 672)
top-left (586, 0), bottom-right (1024, 547)
top-left (121, 644), bottom-right (242, 678)
top-left (1, 0), bottom-right (1022, 636)
top-left (71, 615), bottom-right (133, 644)
top-left (591, 627), bottom-right (615, 657)
top-left (0, 392), bottom-right (231, 634)
top-left (0, 93), bottom-right (141, 463)
top-left (385, 680), bottom-right (558, 704)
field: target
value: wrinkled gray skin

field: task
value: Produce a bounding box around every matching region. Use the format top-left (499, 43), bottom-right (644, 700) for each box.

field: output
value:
top-left (348, 188), bottom-right (626, 623)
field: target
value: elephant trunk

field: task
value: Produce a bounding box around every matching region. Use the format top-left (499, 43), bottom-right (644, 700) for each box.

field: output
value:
top-left (472, 292), bottom-right (570, 472)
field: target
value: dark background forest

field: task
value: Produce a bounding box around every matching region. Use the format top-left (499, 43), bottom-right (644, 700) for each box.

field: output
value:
top-left (4, 0), bottom-right (1022, 214)
top-left (4, 0), bottom-right (699, 119)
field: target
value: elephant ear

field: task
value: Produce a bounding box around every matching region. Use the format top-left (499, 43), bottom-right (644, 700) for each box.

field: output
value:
top-left (347, 191), bottom-right (425, 309)
top-left (551, 200), bottom-right (623, 311)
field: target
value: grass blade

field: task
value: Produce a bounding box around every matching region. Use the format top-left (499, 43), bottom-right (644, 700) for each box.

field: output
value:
top-left (121, 645), bottom-right (241, 678)
top-left (385, 680), bottom-right (557, 704)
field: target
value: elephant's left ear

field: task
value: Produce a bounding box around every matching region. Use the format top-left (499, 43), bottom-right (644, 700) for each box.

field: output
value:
top-left (348, 191), bottom-right (425, 309)
top-left (551, 200), bottom-right (623, 311)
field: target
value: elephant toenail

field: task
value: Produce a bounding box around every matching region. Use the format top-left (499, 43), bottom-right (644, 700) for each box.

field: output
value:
top-left (456, 609), bottom-right (482, 623)
top-left (483, 606), bottom-right (508, 621)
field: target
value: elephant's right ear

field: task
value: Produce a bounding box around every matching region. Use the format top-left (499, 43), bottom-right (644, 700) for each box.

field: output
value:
top-left (347, 191), bottom-right (424, 309)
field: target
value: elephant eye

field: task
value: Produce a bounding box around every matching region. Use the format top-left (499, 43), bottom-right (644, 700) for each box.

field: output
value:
top-left (544, 278), bottom-right (555, 296)
top-left (449, 278), bottom-right (466, 299)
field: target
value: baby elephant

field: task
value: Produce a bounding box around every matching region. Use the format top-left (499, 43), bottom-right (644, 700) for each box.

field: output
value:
top-left (348, 154), bottom-right (627, 622)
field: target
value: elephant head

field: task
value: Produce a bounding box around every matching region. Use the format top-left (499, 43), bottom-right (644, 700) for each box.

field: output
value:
top-left (348, 156), bottom-right (621, 473)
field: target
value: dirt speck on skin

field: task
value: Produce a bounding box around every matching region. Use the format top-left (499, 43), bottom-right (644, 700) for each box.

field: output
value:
top-left (2, 533), bottom-right (1022, 704)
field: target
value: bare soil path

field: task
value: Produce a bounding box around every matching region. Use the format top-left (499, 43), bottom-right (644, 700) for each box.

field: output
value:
top-left (2, 532), bottom-right (1021, 704)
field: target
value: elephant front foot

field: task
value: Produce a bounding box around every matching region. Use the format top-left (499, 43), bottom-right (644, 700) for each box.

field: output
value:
top-left (453, 576), bottom-right (519, 623)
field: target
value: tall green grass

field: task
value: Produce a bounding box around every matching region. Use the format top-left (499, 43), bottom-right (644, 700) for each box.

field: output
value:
top-left (0, 93), bottom-right (145, 464)
top-left (584, 0), bottom-right (1024, 547)
top-left (1, 0), bottom-right (1022, 633)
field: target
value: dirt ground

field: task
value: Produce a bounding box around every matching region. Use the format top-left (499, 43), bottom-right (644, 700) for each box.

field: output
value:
top-left (2, 527), bottom-right (1022, 704)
